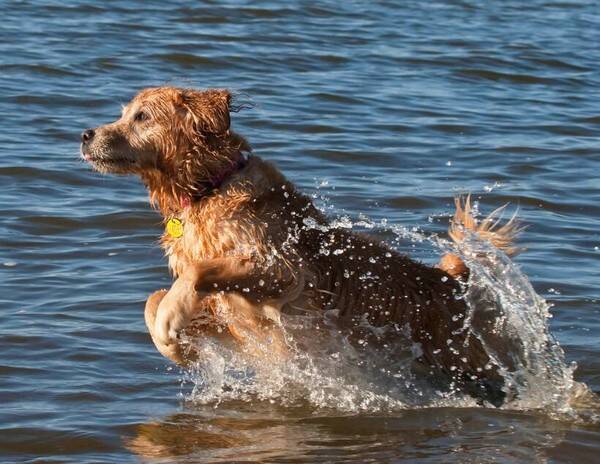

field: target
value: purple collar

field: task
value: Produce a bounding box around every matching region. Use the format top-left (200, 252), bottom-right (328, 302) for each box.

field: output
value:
top-left (180, 153), bottom-right (248, 208)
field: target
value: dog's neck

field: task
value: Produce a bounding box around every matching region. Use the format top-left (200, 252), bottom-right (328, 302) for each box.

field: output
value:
top-left (141, 150), bottom-right (249, 216)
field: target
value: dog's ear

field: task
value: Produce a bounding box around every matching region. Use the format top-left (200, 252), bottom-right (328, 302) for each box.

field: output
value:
top-left (180, 89), bottom-right (231, 136)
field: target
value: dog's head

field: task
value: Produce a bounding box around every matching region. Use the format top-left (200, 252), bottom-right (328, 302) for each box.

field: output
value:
top-left (81, 87), bottom-right (250, 198)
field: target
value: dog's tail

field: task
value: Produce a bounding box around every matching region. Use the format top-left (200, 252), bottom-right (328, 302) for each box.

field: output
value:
top-left (438, 195), bottom-right (524, 279)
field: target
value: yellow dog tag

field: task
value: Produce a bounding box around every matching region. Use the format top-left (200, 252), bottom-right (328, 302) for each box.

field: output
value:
top-left (166, 218), bottom-right (184, 238)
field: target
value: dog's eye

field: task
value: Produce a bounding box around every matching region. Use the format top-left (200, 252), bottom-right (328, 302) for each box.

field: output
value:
top-left (134, 111), bottom-right (149, 122)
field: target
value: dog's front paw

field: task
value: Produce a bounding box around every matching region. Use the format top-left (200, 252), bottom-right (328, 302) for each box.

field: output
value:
top-left (153, 336), bottom-right (186, 365)
top-left (154, 303), bottom-right (189, 348)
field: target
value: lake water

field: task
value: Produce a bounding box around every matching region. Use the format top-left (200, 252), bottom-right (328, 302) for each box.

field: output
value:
top-left (1, 0), bottom-right (599, 462)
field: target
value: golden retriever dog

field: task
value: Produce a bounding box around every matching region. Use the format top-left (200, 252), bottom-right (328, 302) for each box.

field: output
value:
top-left (81, 87), bottom-right (521, 405)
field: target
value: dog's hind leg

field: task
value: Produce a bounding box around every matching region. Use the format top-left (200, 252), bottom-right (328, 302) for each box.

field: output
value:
top-left (438, 195), bottom-right (524, 279)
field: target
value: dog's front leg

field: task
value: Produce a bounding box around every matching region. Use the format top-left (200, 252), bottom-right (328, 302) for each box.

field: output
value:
top-left (153, 257), bottom-right (299, 362)
top-left (151, 259), bottom-right (255, 355)
top-left (145, 289), bottom-right (188, 364)
top-left (153, 274), bottom-right (206, 355)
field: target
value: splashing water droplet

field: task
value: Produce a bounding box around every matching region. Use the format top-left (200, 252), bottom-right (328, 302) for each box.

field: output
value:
top-left (179, 208), bottom-right (589, 419)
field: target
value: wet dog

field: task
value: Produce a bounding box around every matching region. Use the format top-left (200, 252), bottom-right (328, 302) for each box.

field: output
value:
top-left (82, 87), bottom-right (521, 405)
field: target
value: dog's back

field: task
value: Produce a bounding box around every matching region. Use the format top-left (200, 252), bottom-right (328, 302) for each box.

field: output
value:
top-left (289, 210), bottom-right (508, 405)
top-left (233, 161), bottom-right (521, 405)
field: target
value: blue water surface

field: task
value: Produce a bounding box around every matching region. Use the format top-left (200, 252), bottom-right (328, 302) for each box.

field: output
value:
top-left (0, 1), bottom-right (599, 462)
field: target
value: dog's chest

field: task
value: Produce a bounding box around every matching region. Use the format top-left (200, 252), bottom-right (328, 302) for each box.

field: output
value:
top-left (161, 213), bottom-right (264, 277)
top-left (161, 218), bottom-right (212, 276)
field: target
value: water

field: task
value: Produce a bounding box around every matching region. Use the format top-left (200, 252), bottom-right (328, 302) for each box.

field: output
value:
top-left (1, 0), bottom-right (599, 462)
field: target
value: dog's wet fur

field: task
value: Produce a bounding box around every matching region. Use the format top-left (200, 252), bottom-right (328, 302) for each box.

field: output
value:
top-left (82, 87), bottom-right (522, 406)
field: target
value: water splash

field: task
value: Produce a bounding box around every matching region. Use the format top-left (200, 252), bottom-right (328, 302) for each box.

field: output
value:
top-left (454, 234), bottom-right (585, 417)
top-left (179, 195), bottom-right (597, 421)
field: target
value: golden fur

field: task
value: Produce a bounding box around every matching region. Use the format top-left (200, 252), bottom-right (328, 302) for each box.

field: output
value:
top-left (82, 86), bottom-right (521, 404)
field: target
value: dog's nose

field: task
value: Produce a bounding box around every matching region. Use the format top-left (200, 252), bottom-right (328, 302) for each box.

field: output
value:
top-left (81, 129), bottom-right (95, 144)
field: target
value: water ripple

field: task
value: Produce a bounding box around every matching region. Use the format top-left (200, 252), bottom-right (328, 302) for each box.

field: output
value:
top-left (1, 0), bottom-right (599, 462)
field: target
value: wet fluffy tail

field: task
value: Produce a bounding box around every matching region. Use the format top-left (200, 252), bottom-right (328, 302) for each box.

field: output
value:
top-left (439, 195), bottom-right (524, 278)
top-left (449, 195), bottom-right (523, 256)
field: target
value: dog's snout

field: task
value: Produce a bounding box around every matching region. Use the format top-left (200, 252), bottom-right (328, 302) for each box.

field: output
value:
top-left (81, 128), bottom-right (95, 144)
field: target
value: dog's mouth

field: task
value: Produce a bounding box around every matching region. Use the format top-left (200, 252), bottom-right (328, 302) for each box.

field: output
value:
top-left (81, 146), bottom-right (136, 172)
